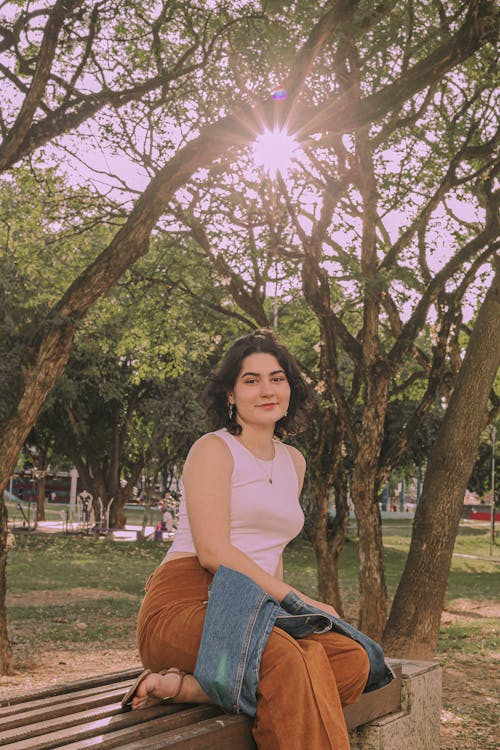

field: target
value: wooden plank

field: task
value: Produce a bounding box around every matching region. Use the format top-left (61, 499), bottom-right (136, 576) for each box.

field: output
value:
top-left (115, 715), bottom-right (257, 750)
top-left (0, 670), bottom-right (142, 709)
top-left (343, 663), bottom-right (403, 730)
top-left (1, 703), bottom-right (120, 746)
top-left (52, 706), bottom-right (224, 750)
top-left (0, 702), bottom-right (186, 749)
top-left (0, 682), bottom-right (128, 719)
top-left (0, 687), bottom-right (128, 730)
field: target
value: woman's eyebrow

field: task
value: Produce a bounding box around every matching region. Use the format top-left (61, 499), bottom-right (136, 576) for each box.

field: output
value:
top-left (240, 369), bottom-right (286, 377)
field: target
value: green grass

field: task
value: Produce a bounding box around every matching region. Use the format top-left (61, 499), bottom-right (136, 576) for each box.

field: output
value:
top-left (8, 598), bottom-right (137, 646)
top-left (6, 523), bottom-right (499, 653)
top-left (6, 533), bottom-right (167, 649)
top-left (7, 533), bottom-right (166, 595)
top-left (284, 522), bottom-right (500, 603)
top-left (437, 621), bottom-right (498, 657)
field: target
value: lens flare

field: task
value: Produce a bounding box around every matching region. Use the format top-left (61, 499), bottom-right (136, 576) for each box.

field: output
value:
top-left (252, 129), bottom-right (297, 178)
top-left (271, 86), bottom-right (287, 100)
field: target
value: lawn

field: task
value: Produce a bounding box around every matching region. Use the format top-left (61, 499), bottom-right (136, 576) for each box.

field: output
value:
top-left (3, 520), bottom-right (499, 750)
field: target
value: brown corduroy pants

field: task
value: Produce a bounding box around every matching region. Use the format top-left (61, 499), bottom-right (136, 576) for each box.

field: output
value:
top-left (136, 557), bottom-right (370, 750)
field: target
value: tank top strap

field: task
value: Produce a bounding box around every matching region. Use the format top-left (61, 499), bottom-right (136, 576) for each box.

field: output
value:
top-left (211, 428), bottom-right (246, 460)
top-left (212, 429), bottom-right (284, 463)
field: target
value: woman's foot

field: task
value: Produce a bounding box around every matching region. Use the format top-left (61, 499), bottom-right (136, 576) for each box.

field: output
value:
top-left (131, 668), bottom-right (185, 710)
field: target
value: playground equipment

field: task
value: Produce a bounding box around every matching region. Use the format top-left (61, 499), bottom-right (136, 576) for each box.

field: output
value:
top-left (14, 501), bottom-right (35, 530)
top-left (71, 491), bottom-right (115, 535)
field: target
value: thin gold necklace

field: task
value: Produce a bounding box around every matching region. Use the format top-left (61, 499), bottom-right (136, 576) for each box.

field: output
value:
top-left (252, 441), bottom-right (276, 484)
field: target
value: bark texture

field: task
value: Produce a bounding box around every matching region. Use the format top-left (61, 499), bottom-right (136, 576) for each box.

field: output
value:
top-left (383, 259), bottom-right (500, 658)
top-left (305, 474), bottom-right (350, 616)
top-left (0, 501), bottom-right (13, 674)
top-left (318, 482), bottom-right (350, 615)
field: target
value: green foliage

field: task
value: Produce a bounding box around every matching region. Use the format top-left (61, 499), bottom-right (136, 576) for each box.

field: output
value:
top-left (381, 398), bottom-right (445, 474)
top-left (0, 166), bottom-right (117, 429)
top-left (468, 423), bottom-right (500, 500)
top-left (30, 231), bottom-right (248, 493)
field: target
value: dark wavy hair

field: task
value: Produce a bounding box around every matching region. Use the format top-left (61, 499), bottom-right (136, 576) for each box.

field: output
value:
top-left (204, 329), bottom-right (310, 438)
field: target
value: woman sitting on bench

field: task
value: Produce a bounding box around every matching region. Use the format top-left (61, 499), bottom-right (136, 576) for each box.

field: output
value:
top-left (124, 329), bottom-right (370, 750)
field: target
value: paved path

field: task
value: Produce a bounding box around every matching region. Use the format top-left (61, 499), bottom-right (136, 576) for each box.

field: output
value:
top-left (9, 517), bottom-right (499, 561)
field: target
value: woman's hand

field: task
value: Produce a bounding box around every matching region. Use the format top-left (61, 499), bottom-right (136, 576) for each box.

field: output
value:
top-left (300, 594), bottom-right (340, 618)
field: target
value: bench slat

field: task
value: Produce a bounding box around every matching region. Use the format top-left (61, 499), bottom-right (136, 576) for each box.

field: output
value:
top-left (0, 686), bottom-right (129, 727)
top-left (0, 669), bottom-right (142, 709)
top-left (0, 703), bottom-right (187, 749)
top-left (115, 715), bottom-right (257, 750)
top-left (46, 706), bottom-right (225, 750)
top-left (0, 681), bottom-right (132, 726)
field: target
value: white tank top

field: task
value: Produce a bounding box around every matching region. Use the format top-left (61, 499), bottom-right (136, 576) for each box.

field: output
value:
top-left (166, 429), bottom-right (304, 575)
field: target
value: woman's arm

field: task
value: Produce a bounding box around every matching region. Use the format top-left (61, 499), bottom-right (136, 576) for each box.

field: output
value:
top-left (183, 434), bottom-right (338, 616)
top-left (183, 434), bottom-right (297, 601)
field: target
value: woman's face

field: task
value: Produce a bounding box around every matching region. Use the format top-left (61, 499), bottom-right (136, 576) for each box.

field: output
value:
top-left (228, 352), bottom-right (291, 429)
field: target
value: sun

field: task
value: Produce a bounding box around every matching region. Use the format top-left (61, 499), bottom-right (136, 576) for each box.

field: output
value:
top-left (252, 129), bottom-right (298, 178)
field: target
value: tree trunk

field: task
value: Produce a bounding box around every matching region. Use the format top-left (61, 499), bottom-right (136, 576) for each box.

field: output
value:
top-left (37, 473), bottom-right (46, 522)
top-left (0, 500), bottom-right (13, 673)
top-left (350, 371), bottom-right (389, 640)
top-left (109, 496), bottom-right (127, 529)
top-left (306, 479), bottom-right (350, 617)
top-left (315, 535), bottom-right (344, 615)
top-left (353, 486), bottom-right (387, 638)
top-left (301, 396), bottom-right (349, 615)
top-left (320, 479), bottom-right (350, 617)
top-left (383, 261), bottom-right (500, 658)
top-left (0, 109), bottom-right (253, 502)
top-left (0, 327), bottom-right (75, 498)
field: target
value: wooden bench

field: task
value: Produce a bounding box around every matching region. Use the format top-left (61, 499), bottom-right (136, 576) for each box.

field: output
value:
top-left (0, 664), bottom-right (402, 749)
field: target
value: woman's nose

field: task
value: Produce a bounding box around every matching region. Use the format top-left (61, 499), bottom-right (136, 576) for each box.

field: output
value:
top-left (259, 380), bottom-right (274, 396)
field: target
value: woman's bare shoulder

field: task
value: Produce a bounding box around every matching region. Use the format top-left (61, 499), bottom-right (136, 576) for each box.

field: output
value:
top-left (282, 443), bottom-right (306, 488)
top-left (183, 433), bottom-right (233, 494)
top-left (283, 443), bottom-right (306, 468)
top-left (185, 432), bottom-right (233, 466)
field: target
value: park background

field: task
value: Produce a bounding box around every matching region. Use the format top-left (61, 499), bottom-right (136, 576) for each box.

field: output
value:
top-left (0, 2), bottom-right (498, 748)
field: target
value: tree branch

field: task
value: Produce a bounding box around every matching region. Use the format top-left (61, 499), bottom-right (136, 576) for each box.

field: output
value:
top-left (294, 0), bottom-right (497, 138)
top-left (0, 0), bottom-right (81, 171)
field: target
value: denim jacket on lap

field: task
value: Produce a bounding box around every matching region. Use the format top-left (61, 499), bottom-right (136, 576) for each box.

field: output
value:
top-left (193, 566), bottom-right (394, 717)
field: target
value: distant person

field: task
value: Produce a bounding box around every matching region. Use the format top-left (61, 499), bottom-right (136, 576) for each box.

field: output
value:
top-left (158, 500), bottom-right (174, 533)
